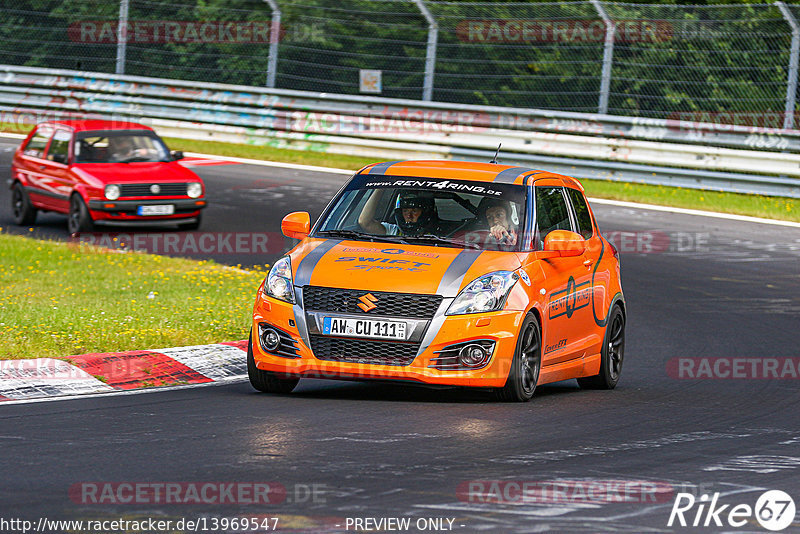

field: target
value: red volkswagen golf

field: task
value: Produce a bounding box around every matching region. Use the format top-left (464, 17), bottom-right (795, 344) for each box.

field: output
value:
top-left (10, 120), bottom-right (206, 233)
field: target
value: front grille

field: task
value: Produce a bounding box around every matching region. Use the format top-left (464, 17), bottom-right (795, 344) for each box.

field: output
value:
top-left (120, 183), bottom-right (187, 197)
top-left (309, 335), bottom-right (419, 366)
top-left (303, 286), bottom-right (442, 319)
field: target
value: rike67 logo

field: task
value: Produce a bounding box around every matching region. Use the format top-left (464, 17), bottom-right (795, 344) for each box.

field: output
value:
top-left (668, 490), bottom-right (796, 531)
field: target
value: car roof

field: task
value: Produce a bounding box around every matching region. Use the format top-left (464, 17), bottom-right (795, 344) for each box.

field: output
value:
top-left (357, 160), bottom-right (584, 191)
top-left (45, 119), bottom-right (154, 133)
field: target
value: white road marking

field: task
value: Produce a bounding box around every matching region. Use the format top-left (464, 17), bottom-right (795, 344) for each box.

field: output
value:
top-left (490, 431), bottom-right (754, 464)
top-left (158, 344), bottom-right (247, 380)
top-left (703, 455), bottom-right (800, 474)
top-left (0, 375), bottom-right (247, 406)
top-left (415, 484), bottom-right (766, 523)
top-left (183, 151), bottom-right (354, 175)
top-left (588, 198), bottom-right (800, 228)
top-left (0, 358), bottom-right (114, 400)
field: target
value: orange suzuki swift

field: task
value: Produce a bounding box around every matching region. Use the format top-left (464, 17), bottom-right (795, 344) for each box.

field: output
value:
top-left (249, 160), bottom-right (625, 401)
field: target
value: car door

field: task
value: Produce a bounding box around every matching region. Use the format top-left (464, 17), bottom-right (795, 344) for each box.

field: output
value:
top-left (566, 187), bottom-right (609, 358)
top-left (16, 124), bottom-right (59, 209)
top-left (40, 128), bottom-right (73, 212)
top-left (534, 185), bottom-right (593, 366)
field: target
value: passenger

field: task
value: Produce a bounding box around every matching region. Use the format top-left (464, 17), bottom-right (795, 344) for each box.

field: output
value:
top-left (483, 199), bottom-right (518, 246)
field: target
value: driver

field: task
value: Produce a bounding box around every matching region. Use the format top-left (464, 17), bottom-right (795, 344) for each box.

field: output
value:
top-left (109, 136), bottom-right (147, 161)
top-left (358, 191), bottom-right (440, 236)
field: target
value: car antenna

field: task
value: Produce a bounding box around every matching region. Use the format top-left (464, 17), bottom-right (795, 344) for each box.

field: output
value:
top-left (489, 143), bottom-right (501, 164)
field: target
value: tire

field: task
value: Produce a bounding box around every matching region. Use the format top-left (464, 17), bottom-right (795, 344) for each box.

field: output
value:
top-left (11, 182), bottom-right (37, 225)
top-left (67, 194), bottom-right (93, 235)
top-left (578, 306), bottom-right (625, 390)
top-left (181, 212), bottom-right (202, 231)
top-left (247, 332), bottom-right (299, 394)
top-left (495, 313), bottom-right (541, 402)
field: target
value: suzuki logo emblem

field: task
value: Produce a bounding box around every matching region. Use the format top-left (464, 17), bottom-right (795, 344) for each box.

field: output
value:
top-left (357, 293), bottom-right (378, 312)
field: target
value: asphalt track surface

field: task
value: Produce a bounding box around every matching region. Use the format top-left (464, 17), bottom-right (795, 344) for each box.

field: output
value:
top-left (2, 137), bottom-right (800, 532)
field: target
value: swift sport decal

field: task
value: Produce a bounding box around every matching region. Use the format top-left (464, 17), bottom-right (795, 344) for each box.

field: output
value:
top-left (335, 256), bottom-right (431, 273)
top-left (548, 276), bottom-right (591, 319)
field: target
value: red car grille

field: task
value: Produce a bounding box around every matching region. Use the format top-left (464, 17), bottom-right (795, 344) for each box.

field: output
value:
top-left (119, 183), bottom-right (187, 197)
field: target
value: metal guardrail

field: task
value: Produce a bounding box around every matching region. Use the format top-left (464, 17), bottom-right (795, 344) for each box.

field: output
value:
top-left (1, 65), bottom-right (798, 198)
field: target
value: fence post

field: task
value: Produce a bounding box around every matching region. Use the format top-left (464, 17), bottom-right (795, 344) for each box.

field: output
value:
top-left (412, 0), bottom-right (438, 101)
top-left (115, 0), bottom-right (129, 74)
top-left (263, 0), bottom-right (282, 88)
top-left (777, 1), bottom-right (799, 130)
top-left (590, 0), bottom-right (615, 115)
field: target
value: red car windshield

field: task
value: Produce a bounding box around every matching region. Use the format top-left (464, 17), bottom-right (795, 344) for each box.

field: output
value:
top-left (74, 131), bottom-right (170, 163)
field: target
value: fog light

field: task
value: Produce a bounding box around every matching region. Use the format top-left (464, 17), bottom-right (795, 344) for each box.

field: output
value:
top-left (262, 328), bottom-right (280, 351)
top-left (459, 344), bottom-right (487, 367)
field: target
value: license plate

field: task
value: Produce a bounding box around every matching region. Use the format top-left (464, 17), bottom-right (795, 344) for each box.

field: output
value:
top-left (322, 317), bottom-right (407, 341)
top-left (137, 204), bottom-right (174, 216)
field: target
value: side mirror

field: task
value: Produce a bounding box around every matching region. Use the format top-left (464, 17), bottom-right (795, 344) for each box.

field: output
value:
top-left (171, 150), bottom-right (184, 161)
top-left (543, 230), bottom-right (585, 257)
top-left (51, 153), bottom-right (68, 165)
top-left (281, 211), bottom-right (311, 239)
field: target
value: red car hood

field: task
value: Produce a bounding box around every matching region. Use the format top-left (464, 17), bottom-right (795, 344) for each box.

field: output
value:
top-left (72, 162), bottom-right (200, 184)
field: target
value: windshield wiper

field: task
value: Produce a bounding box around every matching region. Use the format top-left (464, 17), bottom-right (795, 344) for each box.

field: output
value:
top-left (315, 230), bottom-right (408, 243)
top-left (403, 234), bottom-right (481, 249)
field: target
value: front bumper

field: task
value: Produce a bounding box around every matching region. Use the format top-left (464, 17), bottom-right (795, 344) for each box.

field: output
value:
top-left (251, 290), bottom-right (524, 387)
top-left (87, 198), bottom-right (206, 222)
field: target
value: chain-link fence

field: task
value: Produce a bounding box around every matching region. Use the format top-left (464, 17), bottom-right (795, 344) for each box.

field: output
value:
top-left (2, 0), bottom-right (798, 127)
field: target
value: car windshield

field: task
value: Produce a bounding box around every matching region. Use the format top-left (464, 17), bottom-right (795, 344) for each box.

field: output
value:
top-left (315, 174), bottom-right (527, 251)
top-left (74, 131), bottom-right (170, 163)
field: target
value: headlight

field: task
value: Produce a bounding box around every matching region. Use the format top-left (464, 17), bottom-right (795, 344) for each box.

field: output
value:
top-left (263, 256), bottom-right (295, 303)
top-left (187, 182), bottom-right (203, 198)
top-left (104, 184), bottom-right (121, 200)
top-left (446, 271), bottom-right (519, 315)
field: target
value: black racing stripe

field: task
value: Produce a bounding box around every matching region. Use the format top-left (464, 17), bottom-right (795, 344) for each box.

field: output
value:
top-left (294, 239), bottom-right (342, 287)
top-left (436, 249), bottom-right (483, 297)
top-left (494, 166), bottom-right (539, 184)
top-left (366, 161), bottom-right (403, 175)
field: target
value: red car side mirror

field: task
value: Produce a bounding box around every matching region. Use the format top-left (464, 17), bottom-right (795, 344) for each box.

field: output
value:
top-left (543, 230), bottom-right (585, 257)
top-left (281, 211), bottom-right (311, 239)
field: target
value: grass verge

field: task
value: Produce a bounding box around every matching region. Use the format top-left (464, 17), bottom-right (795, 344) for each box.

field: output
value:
top-left (2, 123), bottom-right (796, 221)
top-left (0, 230), bottom-right (265, 360)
